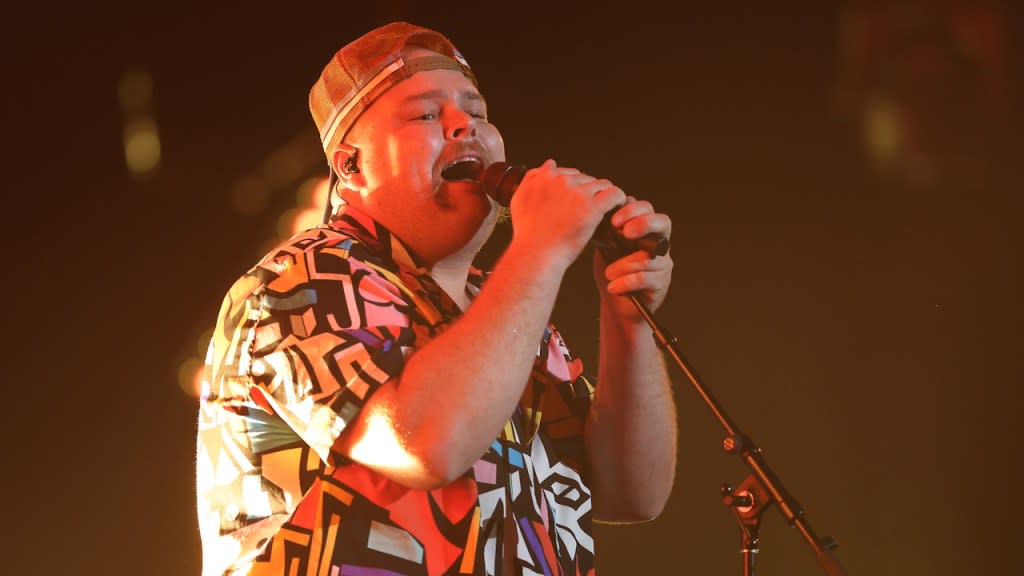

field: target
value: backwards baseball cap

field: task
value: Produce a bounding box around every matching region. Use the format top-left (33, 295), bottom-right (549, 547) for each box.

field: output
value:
top-left (309, 21), bottom-right (477, 156)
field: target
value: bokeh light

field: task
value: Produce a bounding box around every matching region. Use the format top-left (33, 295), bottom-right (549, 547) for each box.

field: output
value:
top-left (118, 68), bottom-right (161, 179)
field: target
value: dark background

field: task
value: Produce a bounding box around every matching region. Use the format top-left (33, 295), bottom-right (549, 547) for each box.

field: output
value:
top-left (7, 1), bottom-right (1021, 574)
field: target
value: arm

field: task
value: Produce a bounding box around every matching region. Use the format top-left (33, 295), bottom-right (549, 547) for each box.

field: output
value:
top-left (336, 240), bottom-right (566, 489)
top-left (335, 160), bottom-right (627, 490)
top-left (585, 199), bottom-right (678, 522)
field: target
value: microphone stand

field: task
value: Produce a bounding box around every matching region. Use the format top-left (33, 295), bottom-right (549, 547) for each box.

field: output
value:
top-left (480, 161), bottom-right (847, 574)
top-left (598, 262), bottom-right (847, 569)
top-left (609, 276), bottom-right (848, 576)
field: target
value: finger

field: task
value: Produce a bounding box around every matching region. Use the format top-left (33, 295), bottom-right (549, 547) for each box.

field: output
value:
top-left (604, 249), bottom-right (670, 280)
top-left (539, 159), bottom-right (582, 178)
top-left (606, 270), bottom-right (669, 295)
top-left (592, 184), bottom-right (627, 214)
top-left (610, 199), bottom-right (654, 227)
top-left (560, 172), bottom-right (596, 188)
top-left (542, 159), bottom-right (582, 175)
top-left (578, 178), bottom-right (617, 195)
top-left (621, 212), bottom-right (672, 240)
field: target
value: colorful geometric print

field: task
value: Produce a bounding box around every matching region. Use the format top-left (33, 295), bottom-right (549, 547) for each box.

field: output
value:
top-left (196, 206), bottom-right (596, 575)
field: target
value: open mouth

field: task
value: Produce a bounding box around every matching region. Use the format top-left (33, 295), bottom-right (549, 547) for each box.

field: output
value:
top-left (440, 158), bottom-right (484, 183)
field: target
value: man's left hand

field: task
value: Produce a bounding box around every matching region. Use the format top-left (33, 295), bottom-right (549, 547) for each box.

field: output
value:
top-left (593, 197), bottom-right (674, 324)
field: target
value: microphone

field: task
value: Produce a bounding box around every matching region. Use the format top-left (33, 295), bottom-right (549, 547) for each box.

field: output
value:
top-left (479, 162), bottom-right (670, 259)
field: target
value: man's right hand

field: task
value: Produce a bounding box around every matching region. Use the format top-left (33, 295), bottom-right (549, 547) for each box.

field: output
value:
top-left (507, 159), bottom-right (628, 271)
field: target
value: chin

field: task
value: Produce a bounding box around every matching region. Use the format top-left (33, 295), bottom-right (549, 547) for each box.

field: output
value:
top-left (436, 184), bottom-right (493, 217)
top-left (447, 201), bottom-right (496, 250)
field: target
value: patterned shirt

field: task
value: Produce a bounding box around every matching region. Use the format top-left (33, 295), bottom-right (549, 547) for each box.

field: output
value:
top-left (196, 207), bottom-right (597, 576)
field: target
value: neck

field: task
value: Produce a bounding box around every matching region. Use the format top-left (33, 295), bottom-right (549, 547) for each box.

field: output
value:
top-left (423, 207), bottom-right (498, 311)
top-left (429, 249), bottom-right (475, 311)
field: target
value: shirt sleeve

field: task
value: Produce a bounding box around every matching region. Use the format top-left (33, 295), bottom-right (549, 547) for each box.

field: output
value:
top-left (243, 242), bottom-right (417, 465)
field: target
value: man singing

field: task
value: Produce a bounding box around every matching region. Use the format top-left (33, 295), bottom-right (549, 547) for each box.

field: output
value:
top-left (197, 21), bottom-right (677, 576)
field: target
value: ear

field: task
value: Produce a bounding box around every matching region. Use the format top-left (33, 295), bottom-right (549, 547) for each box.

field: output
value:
top-left (330, 144), bottom-right (365, 192)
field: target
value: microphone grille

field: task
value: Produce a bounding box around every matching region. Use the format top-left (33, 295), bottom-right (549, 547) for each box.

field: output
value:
top-left (480, 162), bottom-right (526, 207)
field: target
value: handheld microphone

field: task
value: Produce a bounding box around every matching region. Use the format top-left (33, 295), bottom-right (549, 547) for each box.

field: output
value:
top-left (479, 162), bottom-right (670, 259)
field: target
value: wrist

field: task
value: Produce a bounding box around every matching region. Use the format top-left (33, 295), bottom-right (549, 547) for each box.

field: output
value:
top-left (504, 236), bottom-right (575, 277)
top-left (600, 295), bottom-right (651, 334)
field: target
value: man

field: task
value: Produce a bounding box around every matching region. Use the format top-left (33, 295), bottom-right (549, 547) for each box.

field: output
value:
top-left (197, 22), bottom-right (677, 576)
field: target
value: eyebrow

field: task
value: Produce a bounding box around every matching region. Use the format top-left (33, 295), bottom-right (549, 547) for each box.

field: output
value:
top-left (400, 89), bottom-right (486, 106)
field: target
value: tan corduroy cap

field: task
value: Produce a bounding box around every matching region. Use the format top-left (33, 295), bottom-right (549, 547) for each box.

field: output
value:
top-left (309, 22), bottom-right (477, 156)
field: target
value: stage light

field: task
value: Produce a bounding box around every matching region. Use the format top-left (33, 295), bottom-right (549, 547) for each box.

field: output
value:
top-left (863, 96), bottom-right (903, 167)
top-left (118, 68), bottom-right (161, 178)
top-left (230, 175), bottom-right (273, 215)
top-left (296, 176), bottom-right (330, 208)
top-left (179, 357), bottom-right (204, 397)
top-left (290, 207), bottom-right (322, 237)
top-left (275, 177), bottom-right (329, 239)
top-left (123, 117), bottom-right (161, 175)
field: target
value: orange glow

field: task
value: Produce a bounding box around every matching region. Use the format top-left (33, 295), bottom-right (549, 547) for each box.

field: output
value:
top-left (277, 177), bottom-right (331, 239)
top-left (864, 96), bottom-right (903, 166)
top-left (123, 117), bottom-right (161, 175)
top-left (197, 329), bottom-right (214, 356)
top-left (276, 208), bottom-right (301, 239)
top-left (179, 357), bottom-right (205, 397)
top-left (118, 68), bottom-right (161, 178)
top-left (117, 68), bottom-right (153, 111)
top-left (229, 175), bottom-right (272, 215)
top-left (348, 410), bottom-right (419, 475)
top-left (296, 177), bottom-right (330, 207)
top-left (290, 207), bottom-right (323, 237)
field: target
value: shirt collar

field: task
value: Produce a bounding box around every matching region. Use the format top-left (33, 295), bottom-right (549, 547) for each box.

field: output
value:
top-left (327, 205), bottom-right (427, 273)
top-left (326, 205), bottom-right (485, 286)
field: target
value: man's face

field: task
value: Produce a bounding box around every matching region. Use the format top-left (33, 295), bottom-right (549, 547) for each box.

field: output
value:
top-left (341, 51), bottom-right (506, 265)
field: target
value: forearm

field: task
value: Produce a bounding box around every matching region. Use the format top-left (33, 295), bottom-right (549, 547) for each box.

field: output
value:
top-left (586, 297), bottom-right (677, 521)
top-left (383, 242), bottom-right (569, 485)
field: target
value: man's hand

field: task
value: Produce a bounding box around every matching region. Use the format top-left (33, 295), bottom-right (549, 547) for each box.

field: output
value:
top-left (508, 159), bottom-right (627, 271)
top-left (593, 197), bottom-right (674, 323)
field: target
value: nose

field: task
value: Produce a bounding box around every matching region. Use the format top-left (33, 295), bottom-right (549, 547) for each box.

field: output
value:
top-left (445, 108), bottom-right (476, 141)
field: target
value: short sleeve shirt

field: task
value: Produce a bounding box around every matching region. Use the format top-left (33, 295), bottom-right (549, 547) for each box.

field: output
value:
top-left (196, 207), bottom-right (597, 576)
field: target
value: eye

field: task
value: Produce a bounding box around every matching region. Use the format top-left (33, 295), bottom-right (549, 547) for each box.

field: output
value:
top-left (415, 112), bottom-right (438, 121)
top-left (464, 105), bottom-right (487, 120)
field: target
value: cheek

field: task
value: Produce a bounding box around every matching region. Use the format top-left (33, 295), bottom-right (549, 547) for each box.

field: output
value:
top-left (384, 130), bottom-right (443, 174)
top-left (479, 124), bottom-right (506, 162)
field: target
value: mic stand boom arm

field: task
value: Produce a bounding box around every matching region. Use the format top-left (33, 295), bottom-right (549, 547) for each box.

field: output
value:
top-left (603, 250), bottom-right (848, 576)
